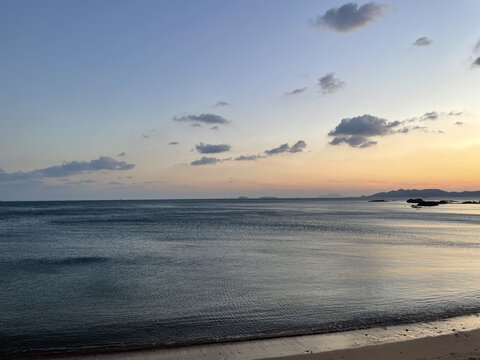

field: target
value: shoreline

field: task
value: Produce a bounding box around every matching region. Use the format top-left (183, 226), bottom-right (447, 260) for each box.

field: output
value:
top-left (6, 313), bottom-right (480, 360)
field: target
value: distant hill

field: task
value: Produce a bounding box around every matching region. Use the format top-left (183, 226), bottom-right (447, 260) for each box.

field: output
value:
top-left (366, 188), bottom-right (480, 199)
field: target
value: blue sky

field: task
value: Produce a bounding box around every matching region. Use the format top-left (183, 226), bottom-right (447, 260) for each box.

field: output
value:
top-left (1, 1), bottom-right (480, 200)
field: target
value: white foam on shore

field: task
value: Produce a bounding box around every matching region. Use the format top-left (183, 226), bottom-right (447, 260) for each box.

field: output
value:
top-left (57, 314), bottom-right (480, 360)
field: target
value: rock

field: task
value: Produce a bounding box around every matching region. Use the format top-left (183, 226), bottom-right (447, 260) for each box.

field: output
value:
top-left (407, 198), bottom-right (443, 206)
top-left (417, 200), bottom-right (440, 206)
top-left (407, 198), bottom-right (424, 203)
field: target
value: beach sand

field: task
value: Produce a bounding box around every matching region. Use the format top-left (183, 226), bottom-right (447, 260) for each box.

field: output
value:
top-left (271, 329), bottom-right (480, 360)
top-left (27, 314), bottom-right (478, 360)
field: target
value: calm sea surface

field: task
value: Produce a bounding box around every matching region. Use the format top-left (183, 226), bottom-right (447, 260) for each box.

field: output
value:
top-left (1, 199), bottom-right (480, 355)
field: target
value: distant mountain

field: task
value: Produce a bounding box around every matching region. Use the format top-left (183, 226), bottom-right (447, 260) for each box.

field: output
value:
top-left (366, 188), bottom-right (480, 199)
top-left (317, 193), bottom-right (343, 198)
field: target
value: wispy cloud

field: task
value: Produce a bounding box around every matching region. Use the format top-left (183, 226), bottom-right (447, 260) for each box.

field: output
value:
top-left (330, 135), bottom-right (378, 148)
top-left (65, 179), bottom-right (98, 186)
top-left (235, 155), bottom-right (262, 161)
top-left (117, 152), bottom-right (126, 157)
top-left (0, 157), bottom-right (135, 183)
top-left (265, 140), bottom-right (308, 155)
top-left (213, 101), bottom-right (231, 107)
top-left (471, 39), bottom-right (480, 68)
top-left (174, 113), bottom-right (230, 125)
top-left (318, 73), bottom-right (345, 94)
top-left (141, 129), bottom-right (156, 138)
top-left (421, 111), bottom-right (439, 121)
top-left (313, 2), bottom-right (388, 33)
top-left (285, 87), bottom-right (308, 96)
top-left (265, 143), bottom-right (290, 155)
top-left (448, 111), bottom-right (462, 116)
top-left (207, 141), bottom-right (309, 164)
top-left (195, 143), bottom-right (232, 154)
top-left (168, 141), bottom-right (179, 145)
top-left (191, 157), bottom-right (224, 166)
top-left (413, 37), bottom-right (433, 47)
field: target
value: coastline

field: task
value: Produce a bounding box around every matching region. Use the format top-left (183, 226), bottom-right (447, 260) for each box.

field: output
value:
top-left (8, 313), bottom-right (480, 360)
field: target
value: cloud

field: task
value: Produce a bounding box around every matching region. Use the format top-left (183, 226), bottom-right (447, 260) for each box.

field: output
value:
top-left (173, 113), bottom-right (230, 125)
top-left (265, 143), bottom-right (291, 155)
top-left (285, 87), bottom-right (308, 95)
top-left (318, 73), bottom-right (345, 94)
top-left (290, 140), bottom-right (307, 153)
top-left (141, 129), bottom-right (156, 138)
top-left (329, 114), bottom-right (399, 137)
top-left (471, 40), bottom-right (480, 68)
top-left (191, 140), bottom-right (307, 165)
top-left (327, 111), bottom-right (450, 148)
top-left (117, 152), bottom-right (126, 157)
top-left (195, 143), bottom-right (232, 154)
top-left (413, 37), bottom-right (432, 47)
top-left (168, 141), bottom-right (179, 145)
top-left (191, 157), bottom-right (223, 166)
top-left (66, 179), bottom-right (98, 186)
top-left (454, 121), bottom-right (464, 126)
top-left (213, 101), bottom-right (231, 107)
top-left (448, 111), bottom-right (462, 116)
top-left (421, 111), bottom-right (439, 121)
top-left (475, 39), bottom-right (480, 53)
top-left (399, 125), bottom-right (428, 133)
top-left (328, 114), bottom-right (403, 148)
top-left (210, 126), bottom-right (219, 131)
top-left (265, 141), bottom-right (308, 155)
top-left (235, 155), bottom-right (261, 161)
top-left (330, 135), bottom-right (378, 148)
top-left (0, 157), bottom-right (135, 182)
top-left (313, 2), bottom-right (388, 33)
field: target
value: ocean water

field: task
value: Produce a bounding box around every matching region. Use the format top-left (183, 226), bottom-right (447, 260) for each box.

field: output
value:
top-left (1, 199), bottom-right (480, 355)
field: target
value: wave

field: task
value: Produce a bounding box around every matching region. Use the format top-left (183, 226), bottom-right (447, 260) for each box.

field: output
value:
top-left (1, 256), bottom-right (110, 267)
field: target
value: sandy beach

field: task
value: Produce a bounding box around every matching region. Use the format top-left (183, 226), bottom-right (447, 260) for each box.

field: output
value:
top-left (12, 314), bottom-right (475, 360)
top-left (273, 329), bottom-right (480, 360)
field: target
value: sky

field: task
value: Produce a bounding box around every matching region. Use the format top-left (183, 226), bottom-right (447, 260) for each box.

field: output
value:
top-left (1, 0), bottom-right (480, 200)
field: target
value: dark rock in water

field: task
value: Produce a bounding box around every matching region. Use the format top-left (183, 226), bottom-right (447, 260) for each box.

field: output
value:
top-left (462, 201), bottom-right (480, 204)
top-left (407, 198), bottom-right (424, 203)
top-left (368, 199), bottom-right (388, 202)
top-left (407, 198), bottom-right (440, 206)
top-left (438, 200), bottom-right (450, 204)
top-left (417, 200), bottom-right (440, 206)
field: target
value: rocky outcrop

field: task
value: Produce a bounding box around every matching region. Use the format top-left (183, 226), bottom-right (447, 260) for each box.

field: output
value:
top-left (407, 198), bottom-right (440, 207)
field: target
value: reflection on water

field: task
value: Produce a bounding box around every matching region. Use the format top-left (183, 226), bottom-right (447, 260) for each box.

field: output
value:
top-left (0, 199), bottom-right (479, 354)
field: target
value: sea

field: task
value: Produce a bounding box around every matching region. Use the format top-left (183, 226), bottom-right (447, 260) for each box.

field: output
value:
top-left (1, 198), bottom-right (480, 356)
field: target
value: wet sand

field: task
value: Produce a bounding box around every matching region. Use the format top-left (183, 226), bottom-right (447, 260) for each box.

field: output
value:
top-left (36, 313), bottom-right (480, 360)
